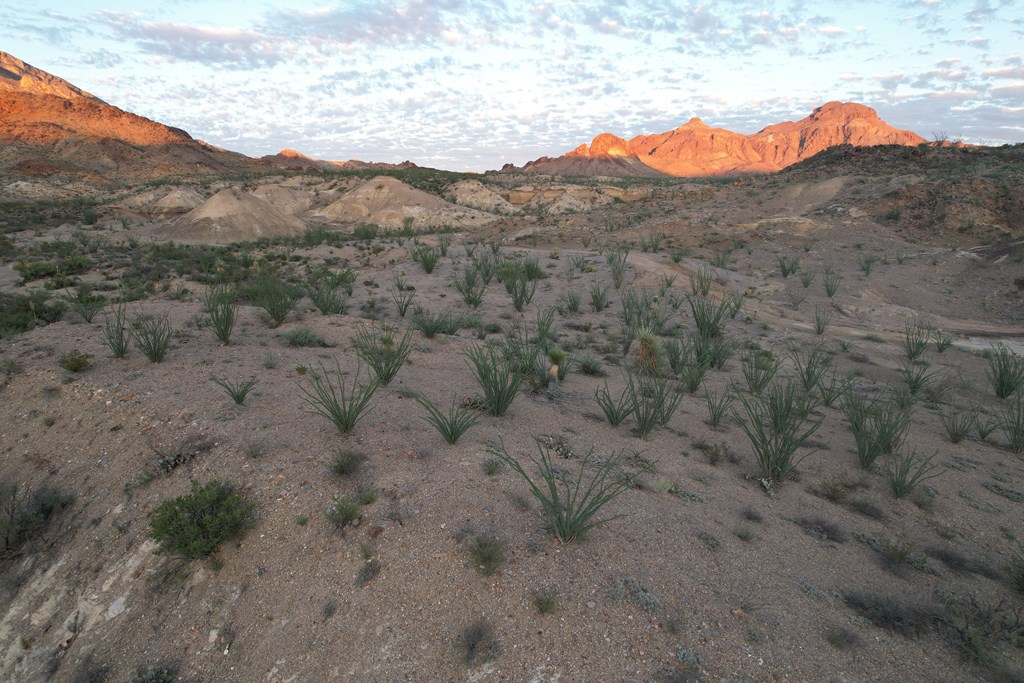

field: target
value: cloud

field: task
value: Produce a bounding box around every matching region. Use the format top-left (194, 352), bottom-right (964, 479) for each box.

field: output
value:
top-left (103, 13), bottom-right (289, 67)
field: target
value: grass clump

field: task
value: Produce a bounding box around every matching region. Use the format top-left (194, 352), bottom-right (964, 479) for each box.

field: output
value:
top-left (589, 281), bottom-right (611, 311)
top-left (297, 361), bottom-right (378, 434)
top-left (61, 284), bottom-right (106, 323)
top-left (595, 379), bottom-right (633, 426)
top-left (353, 323), bottom-right (412, 385)
top-left (842, 390), bottom-right (911, 469)
top-left (326, 495), bottom-right (364, 529)
top-left (210, 376), bottom-right (257, 405)
top-left (464, 532), bottom-right (505, 575)
top-left (741, 349), bottom-right (780, 395)
top-left (203, 285), bottom-right (237, 344)
top-left (704, 385), bottom-right (734, 429)
top-left (130, 665), bottom-right (179, 683)
top-left (879, 449), bottom-right (943, 498)
top-left (465, 344), bottom-right (521, 417)
top-left (777, 255), bottom-right (800, 278)
top-left (902, 320), bottom-right (931, 361)
top-left (304, 281), bottom-right (348, 315)
top-left (331, 449), bottom-right (366, 476)
top-left (626, 372), bottom-right (683, 438)
top-left (459, 619), bottom-right (500, 666)
top-left (132, 313), bottom-right (172, 362)
top-left (489, 439), bottom-right (631, 543)
top-left (418, 394), bottom-right (480, 444)
top-left (148, 480), bottom-right (254, 560)
top-left (939, 404), bottom-right (977, 443)
top-left (738, 378), bottom-right (823, 489)
top-left (532, 587), bottom-right (558, 614)
top-left (102, 303), bottom-right (130, 358)
top-left (410, 307), bottom-right (466, 338)
top-left (987, 344), bottom-right (1024, 399)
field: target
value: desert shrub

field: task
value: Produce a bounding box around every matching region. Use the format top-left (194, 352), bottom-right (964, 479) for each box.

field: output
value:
top-left (331, 449), bottom-right (366, 476)
top-left (842, 391), bottom-right (911, 468)
top-left (390, 283), bottom-right (415, 317)
top-left (504, 266), bottom-right (537, 311)
top-left (813, 305), bottom-right (831, 335)
top-left (742, 349), bottom-right (780, 395)
top-left (687, 294), bottom-right (727, 339)
top-left (790, 342), bottom-right (830, 391)
top-left (879, 449), bottom-right (943, 498)
top-left (902, 320), bottom-right (931, 361)
top-left (987, 344), bottom-right (1024, 399)
top-left (1000, 396), bottom-right (1024, 453)
top-left (489, 439), bottom-right (630, 543)
top-left (464, 532), bottom-right (505, 575)
top-left (626, 372), bottom-right (683, 438)
top-left (203, 285), bottom-right (237, 344)
top-left (210, 376), bottom-right (258, 405)
top-left (417, 394), bottom-right (480, 444)
top-left (778, 255), bottom-right (800, 277)
top-left (297, 360), bottom-right (378, 434)
top-left (0, 290), bottom-right (65, 338)
top-left (102, 303), bottom-right (130, 358)
top-left (304, 281), bottom-right (348, 315)
top-left (589, 282), bottom-right (610, 311)
top-left (326, 495), bottom-right (363, 529)
top-left (132, 313), bottom-right (172, 362)
top-left (595, 379), bottom-right (633, 426)
top-left (247, 276), bottom-right (298, 328)
top-left (62, 284), bottom-right (107, 323)
top-left (0, 482), bottom-right (73, 558)
top-left (58, 349), bottom-right (91, 373)
top-left (130, 666), bottom-right (178, 683)
top-left (705, 385), bottom-right (734, 429)
top-left (149, 480), bottom-right (254, 560)
top-left (410, 307), bottom-right (466, 337)
top-left (739, 378), bottom-right (823, 488)
top-left (281, 325), bottom-right (326, 347)
top-left (606, 249), bottom-right (628, 288)
top-left (412, 245), bottom-right (440, 273)
top-left (453, 267), bottom-right (487, 308)
top-left (353, 323), bottom-right (412, 385)
top-left (459, 619), bottom-right (500, 666)
top-left (689, 265), bottom-right (712, 297)
top-left (465, 344), bottom-right (521, 416)
top-left (823, 270), bottom-right (841, 297)
top-left (575, 353), bottom-right (604, 376)
top-left (939, 404), bottom-right (977, 443)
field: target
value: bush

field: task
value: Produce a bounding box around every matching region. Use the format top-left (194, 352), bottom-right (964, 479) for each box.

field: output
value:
top-left (353, 323), bottom-right (412, 385)
top-left (132, 313), bottom-right (172, 362)
top-left (0, 290), bottom-right (65, 338)
top-left (331, 449), bottom-right (366, 476)
top-left (987, 344), bottom-right (1024, 399)
top-left (297, 360), bottom-right (378, 434)
top-left (464, 532), bottom-right (505, 575)
top-left (465, 344), bottom-right (521, 416)
top-left (739, 379), bottom-right (823, 488)
top-left (58, 349), bottom-right (91, 373)
top-left (102, 303), bottom-right (130, 358)
top-left (203, 285), bottom-right (237, 344)
top-left (61, 284), bottom-right (107, 323)
top-left (418, 394), bottom-right (480, 444)
top-left (130, 666), bottom-right (178, 683)
top-left (210, 376), bottom-right (258, 405)
top-left (0, 482), bottom-right (72, 558)
top-left (490, 439), bottom-right (631, 543)
top-left (281, 326), bottom-right (326, 347)
top-left (247, 276), bottom-right (298, 328)
top-left (149, 480), bottom-right (254, 560)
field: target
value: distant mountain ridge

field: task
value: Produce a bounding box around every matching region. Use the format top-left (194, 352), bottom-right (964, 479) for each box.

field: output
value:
top-left (514, 102), bottom-right (927, 177)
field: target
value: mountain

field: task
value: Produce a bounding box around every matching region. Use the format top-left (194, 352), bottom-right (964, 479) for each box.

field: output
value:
top-left (0, 51), bottom-right (258, 185)
top-left (517, 102), bottom-right (927, 177)
top-left (260, 148), bottom-right (421, 173)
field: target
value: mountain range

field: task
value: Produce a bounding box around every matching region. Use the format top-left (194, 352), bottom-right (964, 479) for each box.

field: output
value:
top-left (0, 50), bottom-right (927, 183)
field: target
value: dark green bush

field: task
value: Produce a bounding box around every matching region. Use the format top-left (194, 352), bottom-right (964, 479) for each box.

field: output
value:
top-left (149, 480), bottom-right (254, 560)
top-left (1, 482), bottom-right (73, 558)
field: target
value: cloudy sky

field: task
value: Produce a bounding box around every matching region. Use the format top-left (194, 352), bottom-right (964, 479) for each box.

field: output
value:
top-left (3, 0), bottom-right (1022, 170)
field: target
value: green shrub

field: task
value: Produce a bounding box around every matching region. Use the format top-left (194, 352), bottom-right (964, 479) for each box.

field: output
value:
top-left (411, 307), bottom-right (467, 337)
top-left (464, 532), bottom-right (505, 575)
top-left (939, 404), bottom-right (976, 444)
top-left (739, 379), bottom-right (823, 488)
top-left (297, 361), bottom-right (378, 434)
top-left (595, 379), bottom-right (633, 426)
top-left (453, 267), bottom-right (487, 308)
top-left (132, 313), bottom-right (172, 362)
top-left (61, 285), bottom-right (107, 323)
top-left (203, 286), bottom-right (237, 345)
top-left (326, 495), bottom-right (363, 529)
top-left (0, 290), bottom-right (65, 338)
top-left (489, 439), bottom-right (631, 543)
top-left (778, 255), bottom-right (800, 278)
top-left (58, 349), bottom-right (91, 373)
top-left (987, 344), bottom-right (1024, 399)
top-left (304, 281), bottom-right (348, 315)
top-left (102, 303), bottom-right (130, 358)
top-left (247, 276), bottom-right (298, 328)
top-left (418, 394), bottom-right (480, 444)
top-left (353, 323), bottom-right (412, 385)
top-left (130, 665), bottom-right (178, 683)
top-left (842, 391), bottom-right (911, 469)
top-left (211, 376), bottom-right (258, 405)
top-left (823, 269), bottom-right (841, 298)
top-left (331, 449), bottom-right (366, 476)
top-left (879, 449), bottom-right (943, 499)
top-left (1000, 396), bottom-right (1024, 453)
top-left (1, 482), bottom-right (73, 558)
top-left (589, 282), bottom-right (610, 311)
top-left (689, 265), bottom-right (712, 297)
top-left (902, 320), bottom-right (931, 361)
top-left (390, 283), bottom-right (415, 317)
top-left (687, 294), bottom-right (727, 339)
top-left (281, 325), bottom-right (326, 347)
top-left (465, 344), bottom-right (521, 416)
top-left (742, 349), bottom-right (779, 395)
top-left (149, 480), bottom-right (254, 560)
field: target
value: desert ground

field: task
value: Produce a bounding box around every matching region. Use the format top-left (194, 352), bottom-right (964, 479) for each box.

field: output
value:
top-left (1, 146), bottom-right (1023, 683)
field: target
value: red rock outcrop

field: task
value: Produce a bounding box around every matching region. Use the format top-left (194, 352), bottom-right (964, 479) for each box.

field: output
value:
top-left (519, 102), bottom-right (926, 177)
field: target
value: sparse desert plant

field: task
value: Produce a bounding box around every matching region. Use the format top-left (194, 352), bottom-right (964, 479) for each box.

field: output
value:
top-left (688, 294), bottom-right (727, 339)
top-left (249, 276), bottom-right (298, 328)
top-left (589, 281), bottom-right (611, 311)
top-left (778, 255), bottom-right (800, 278)
top-left (799, 270), bottom-right (815, 288)
top-left (410, 307), bottom-right (466, 337)
top-left (331, 449), bottom-right (366, 476)
top-left (934, 329), bottom-right (954, 353)
top-left (203, 285), bottom-right (237, 344)
top-left (738, 378), bottom-right (823, 488)
top-left (939, 404), bottom-right (977, 443)
top-left (532, 586), bottom-right (558, 614)
top-left (58, 349), bottom-right (91, 373)
top-left (817, 371), bottom-right (851, 407)
top-left (902, 320), bottom-right (931, 361)
top-left (689, 265), bottom-right (712, 297)
top-left (723, 290), bottom-right (744, 318)
top-left (417, 394), bottom-right (480, 444)
top-left (1, 482), bottom-right (72, 558)
top-left (453, 267), bottom-right (487, 308)
top-left (489, 438), bottom-right (631, 543)
top-left (211, 376), bottom-right (257, 405)
top-left (678, 353), bottom-right (710, 394)
top-left (857, 254), bottom-right (880, 276)
top-left (130, 665), bottom-right (179, 683)
top-left (813, 305), bottom-right (831, 335)
top-left (899, 361), bottom-right (942, 396)
top-left (281, 326), bottom-right (326, 347)
top-left (556, 287), bottom-right (581, 315)
top-left (326, 494), bottom-right (362, 529)
top-left (986, 344), bottom-right (1024, 399)
top-left (102, 303), bottom-right (131, 358)
top-left (576, 352), bottom-right (604, 376)
top-left (297, 360), bottom-right (378, 434)
top-left (465, 344), bottom-right (521, 416)
top-left (413, 244), bottom-right (440, 273)
top-left (503, 267), bottom-right (537, 311)
top-left (742, 348), bottom-right (780, 395)
top-left (823, 269), bottom-right (841, 298)
top-left (1000, 396), bottom-right (1024, 453)
top-left (785, 286), bottom-right (807, 311)
top-left (463, 532), bottom-right (505, 575)
top-left (705, 385), bottom-right (734, 429)
top-left (632, 327), bottom-right (664, 375)
top-left (1010, 542), bottom-right (1024, 594)
top-left (389, 283), bottom-right (415, 317)
top-left (148, 480), bottom-right (254, 560)
top-left (304, 281), bottom-right (348, 315)
top-left (656, 273), bottom-right (677, 297)
top-left (595, 379), bottom-right (633, 426)
top-left (790, 342), bottom-right (830, 391)
top-left (61, 284), bottom-right (106, 323)
top-left (353, 323), bottom-right (412, 385)
top-left (459, 619), bottom-right (500, 666)
top-left (879, 448), bottom-right (943, 498)
top-left (607, 249), bottom-right (628, 288)
top-left (842, 390), bottom-right (911, 468)
top-left (132, 313), bottom-right (172, 362)
top-left (626, 371), bottom-right (682, 437)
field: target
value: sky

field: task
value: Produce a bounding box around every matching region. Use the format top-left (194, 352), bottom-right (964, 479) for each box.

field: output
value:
top-left (3, 0), bottom-right (1023, 171)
